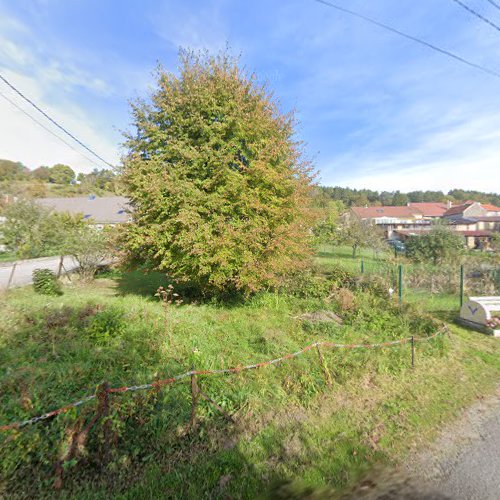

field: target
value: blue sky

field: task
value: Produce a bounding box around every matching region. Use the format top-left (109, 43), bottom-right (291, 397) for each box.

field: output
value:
top-left (1, 0), bottom-right (500, 192)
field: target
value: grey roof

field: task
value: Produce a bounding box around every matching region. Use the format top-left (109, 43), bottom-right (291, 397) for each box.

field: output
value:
top-left (36, 196), bottom-right (131, 224)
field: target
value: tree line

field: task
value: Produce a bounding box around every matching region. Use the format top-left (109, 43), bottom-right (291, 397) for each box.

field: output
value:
top-left (314, 186), bottom-right (500, 207)
top-left (0, 159), bottom-right (119, 199)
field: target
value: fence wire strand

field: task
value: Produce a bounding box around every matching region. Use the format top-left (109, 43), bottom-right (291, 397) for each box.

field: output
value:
top-left (0, 328), bottom-right (447, 432)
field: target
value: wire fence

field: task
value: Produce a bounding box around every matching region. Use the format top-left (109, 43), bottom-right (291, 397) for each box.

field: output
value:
top-left (356, 258), bottom-right (499, 305)
top-left (0, 327), bottom-right (447, 433)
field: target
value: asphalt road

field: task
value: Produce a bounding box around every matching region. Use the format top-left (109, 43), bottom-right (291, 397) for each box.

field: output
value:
top-left (0, 256), bottom-right (79, 289)
top-left (412, 388), bottom-right (500, 500)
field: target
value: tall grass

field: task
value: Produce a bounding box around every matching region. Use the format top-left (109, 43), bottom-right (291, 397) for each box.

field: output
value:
top-left (0, 262), bottom-right (499, 498)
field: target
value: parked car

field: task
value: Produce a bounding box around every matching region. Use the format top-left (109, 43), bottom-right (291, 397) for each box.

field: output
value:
top-left (386, 239), bottom-right (406, 253)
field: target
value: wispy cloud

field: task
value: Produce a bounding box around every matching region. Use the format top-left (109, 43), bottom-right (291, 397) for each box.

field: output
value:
top-left (0, 0), bottom-right (499, 192)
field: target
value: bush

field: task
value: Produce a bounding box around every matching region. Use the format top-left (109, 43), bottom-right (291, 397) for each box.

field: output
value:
top-left (2, 199), bottom-right (83, 259)
top-left (85, 307), bottom-right (125, 344)
top-left (405, 225), bottom-right (464, 265)
top-left (323, 264), bottom-right (357, 289)
top-left (280, 270), bottom-right (331, 298)
top-left (32, 268), bottom-right (62, 296)
top-left (63, 225), bottom-right (112, 282)
top-left (357, 274), bottom-right (392, 297)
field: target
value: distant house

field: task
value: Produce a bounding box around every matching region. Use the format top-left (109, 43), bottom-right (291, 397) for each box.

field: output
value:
top-left (351, 200), bottom-right (499, 249)
top-left (442, 201), bottom-right (487, 219)
top-left (350, 205), bottom-right (430, 239)
top-left (36, 196), bottom-right (131, 229)
top-left (442, 201), bottom-right (500, 219)
top-left (407, 202), bottom-right (449, 219)
top-left (394, 227), bottom-right (494, 250)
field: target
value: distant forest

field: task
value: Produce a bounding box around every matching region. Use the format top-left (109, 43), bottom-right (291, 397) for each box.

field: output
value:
top-left (1, 158), bottom-right (499, 208)
top-left (315, 186), bottom-right (500, 207)
top-left (0, 158), bottom-right (119, 202)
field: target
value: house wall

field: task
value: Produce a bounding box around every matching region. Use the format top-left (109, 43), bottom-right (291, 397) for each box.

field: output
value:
top-left (463, 205), bottom-right (487, 218)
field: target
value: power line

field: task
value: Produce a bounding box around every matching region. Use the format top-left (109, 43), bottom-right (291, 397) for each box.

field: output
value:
top-left (312, 0), bottom-right (500, 80)
top-left (485, 0), bottom-right (500, 12)
top-left (0, 91), bottom-right (105, 169)
top-left (0, 73), bottom-right (114, 168)
top-left (451, 0), bottom-right (500, 33)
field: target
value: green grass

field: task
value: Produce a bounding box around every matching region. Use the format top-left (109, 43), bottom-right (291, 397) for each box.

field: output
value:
top-left (0, 252), bottom-right (16, 263)
top-left (0, 256), bottom-right (499, 498)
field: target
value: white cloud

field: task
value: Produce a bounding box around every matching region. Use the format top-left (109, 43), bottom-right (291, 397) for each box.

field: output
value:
top-left (149, 0), bottom-right (229, 53)
top-left (0, 11), bottom-right (120, 172)
top-left (322, 110), bottom-right (500, 192)
top-left (0, 67), bottom-right (120, 171)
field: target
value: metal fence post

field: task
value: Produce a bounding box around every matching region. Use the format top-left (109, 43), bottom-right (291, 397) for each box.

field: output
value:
top-left (361, 258), bottom-right (365, 274)
top-left (398, 264), bottom-right (403, 305)
top-left (459, 264), bottom-right (464, 308)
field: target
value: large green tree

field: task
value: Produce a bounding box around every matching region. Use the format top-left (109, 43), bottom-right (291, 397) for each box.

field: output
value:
top-left (406, 225), bottom-right (464, 265)
top-left (122, 50), bottom-right (315, 295)
top-left (338, 215), bottom-right (384, 258)
top-left (0, 159), bottom-right (28, 181)
top-left (48, 164), bottom-right (75, 184)
top-left (1, 200), bottom-right (83, 258)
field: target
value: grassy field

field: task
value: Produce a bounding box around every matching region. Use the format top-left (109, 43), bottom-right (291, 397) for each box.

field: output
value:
top-left (0, 251), bottom-right (499, 498)
top-left (0, 252), bottom-right (16, 264)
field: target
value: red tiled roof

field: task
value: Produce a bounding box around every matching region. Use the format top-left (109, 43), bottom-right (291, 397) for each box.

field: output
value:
top-left (407, 202), bottom-right (448, 217)
top-left (482, 203), bottom-right (500, 212)
top-left (443, 201), bottom-right (500, 216)
top-left (351, 206), bottom-right (421, 219)
top-left (443, 203), bottom-right (474, 216)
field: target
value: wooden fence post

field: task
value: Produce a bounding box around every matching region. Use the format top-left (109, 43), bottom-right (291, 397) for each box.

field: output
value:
top-left (316, 344), bottom-right (333, 387)
top-left (56, 256), bottom-right (64, 278)
top-left (97, 382), bottom-right (111, 465)
top-left (188, 371), bottom-right (200, 432)
top-left (6, 263), bottom-right (16, 289)
top-left (398, 264), bottom-right (404, 306)
top-left (411, 336), bottom-right (415, 368)
top-left (459, 264), bottom-right (465, 308)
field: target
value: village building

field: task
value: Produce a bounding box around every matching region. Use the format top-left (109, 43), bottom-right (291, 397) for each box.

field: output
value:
top-left (350, 205), bottom-right (430, 239)
top-left (407, 202), bottom-right (449, 219)
top-left (351, 200), bottom-right (500, 250)
top-left (36, 196), bottom-right (131, 229)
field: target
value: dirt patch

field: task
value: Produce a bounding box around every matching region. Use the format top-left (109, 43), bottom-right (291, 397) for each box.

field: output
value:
top-left (297, 311), bottom-right (343, 324)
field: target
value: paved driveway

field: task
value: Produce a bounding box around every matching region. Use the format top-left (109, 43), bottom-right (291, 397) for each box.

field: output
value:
top-left (0, 256), bottom-right (79, 289)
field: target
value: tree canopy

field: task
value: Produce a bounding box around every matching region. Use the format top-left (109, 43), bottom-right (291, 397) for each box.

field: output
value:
top-left (1, 199), bottom-right (83, 258)
top-left (316, 186), bottom-right (500, 207)
top-left (122, 50), bottom-right (315, 296)
top-left (48, 164), bottom-right (75, 184)
top-left (405, 225), bottom-right (464, 265)
top-left (0, 159), bottom-right (28, 181)
top-left (337, 215), bottom-right (384, 258)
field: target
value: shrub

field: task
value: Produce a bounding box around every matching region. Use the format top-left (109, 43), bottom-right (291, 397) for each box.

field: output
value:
top-left (32, 268), bottom-right (62, 296)
top-left (63, 225), bottom-right (112, 282)
top-left (2, 199), bottom-right (83, 259)
top-left (281, 270), bottom-right (331, 298)
top-left (324, 265), bottom-right (357, 289)
top-left (329, 287), bottom-right (355, 312)
top-left (357, 274), bottom-right (392, 297)
top-left (85, 307), bottom-right (125, 344)
top-left (406, 225), bottom-right (464, 265)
